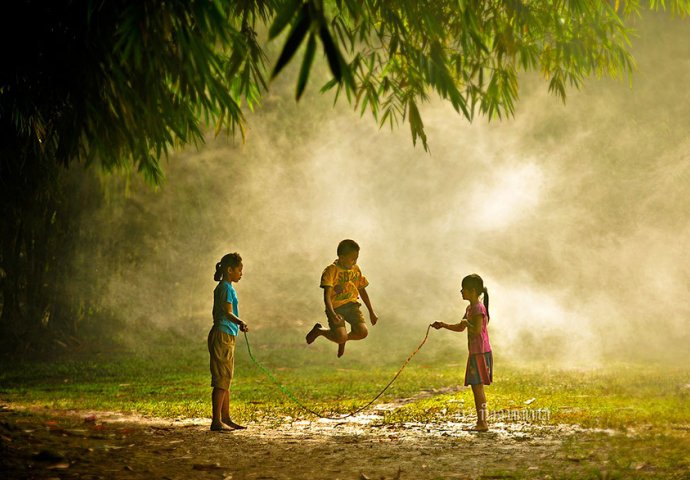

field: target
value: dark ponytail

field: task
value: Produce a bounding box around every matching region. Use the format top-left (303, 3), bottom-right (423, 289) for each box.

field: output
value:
top-left (482, 286), bottom-right (490, 322)
top-left (214, 252), bottom-right (242, 281)
top-left (213, 262), bottom-right (223, 282)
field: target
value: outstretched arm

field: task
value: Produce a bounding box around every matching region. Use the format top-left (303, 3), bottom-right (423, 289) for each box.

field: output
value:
top-left (432, 320), bottom-right (469, 332)
top-left (358, 287), bottom-right (378, 325)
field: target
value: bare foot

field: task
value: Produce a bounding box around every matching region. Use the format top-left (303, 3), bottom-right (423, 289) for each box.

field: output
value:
top-left (210, 421), bottom-right (234, 432)
top-left (306, 323), bottom-right (323, 344)
top-left (462, 424), bottom-right (489, 432)
top-left (337, 342), bottom-right (345, 358)
top-left (222, 418), bottom-right (247, 430)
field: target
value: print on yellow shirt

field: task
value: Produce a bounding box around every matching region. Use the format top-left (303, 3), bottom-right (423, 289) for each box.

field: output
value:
top-left (320, 262), bottom-right (369, 309)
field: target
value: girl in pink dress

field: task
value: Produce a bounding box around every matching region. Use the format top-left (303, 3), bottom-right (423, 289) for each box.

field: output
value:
top-left (432, 274), bottom-right (492, 431)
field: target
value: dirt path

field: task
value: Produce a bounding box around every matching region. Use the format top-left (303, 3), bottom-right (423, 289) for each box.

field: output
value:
top-left (0, 402), bottom-right (673, 479)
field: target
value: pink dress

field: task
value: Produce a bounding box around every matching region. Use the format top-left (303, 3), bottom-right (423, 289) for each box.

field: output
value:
top-left (463, 302), bottom-right (493, 386)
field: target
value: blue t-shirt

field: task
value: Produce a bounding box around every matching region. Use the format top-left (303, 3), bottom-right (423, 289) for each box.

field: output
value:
top-left (212, 280), bottom-right (239, 336)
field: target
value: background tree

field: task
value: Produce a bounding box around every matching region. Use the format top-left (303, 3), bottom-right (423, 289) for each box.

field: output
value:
top-left (1, 0), bottom-right (688, 352)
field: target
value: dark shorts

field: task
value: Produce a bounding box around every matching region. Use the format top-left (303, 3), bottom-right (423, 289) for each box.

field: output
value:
top-left (327, 302), bottom-right (365, 329)
top-left (465, 351), bottom-right (493, 386)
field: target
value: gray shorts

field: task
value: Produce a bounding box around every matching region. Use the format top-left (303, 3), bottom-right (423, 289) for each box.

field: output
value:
top-left (327, 302), bottom-right (365, 329)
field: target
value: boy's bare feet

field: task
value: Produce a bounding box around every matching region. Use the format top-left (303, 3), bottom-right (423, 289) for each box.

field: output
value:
top-left (210, 420), bottom-right (234, 432)
top-left (337, 342), bottom-right (345, 358)
top-left (306, 323), bottom-right (322, 344)
top-left (222, 418), bottom-right (247, 430)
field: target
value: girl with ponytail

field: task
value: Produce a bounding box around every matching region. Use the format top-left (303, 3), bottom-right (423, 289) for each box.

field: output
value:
top-left (432, 273), bottom-right (493, 432)
top-left (208, 252), bottom-right (249, 431)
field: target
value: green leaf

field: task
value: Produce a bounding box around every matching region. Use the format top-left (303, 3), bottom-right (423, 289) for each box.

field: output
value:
top-left (407, 99), bottom-right (428, 151)
top-left (320, 77), bottom-right (339, 93)
top-left (389, 34), bottom-right (399, 57)
top-left (271, 4), bottom-right (311, 80)
top-left (469, 29), bottom-right (490, 54)
top-left (268, 0), bottom-right (302, 40)
top-left (319, 24), bottom-right (343, 81)
top-left (296, 33), bottom-right (317, 100)
top-left (226, 49), bottom-right (245, 78)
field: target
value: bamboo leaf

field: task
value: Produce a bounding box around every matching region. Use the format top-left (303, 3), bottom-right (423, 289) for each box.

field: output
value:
top-left (271, 4), bottom-right (311, 79)
top-left (296, 33), bottom-right (317, 100)
top-left (319, 24), bottom-right (343, 81)
top-left (407, 99), bottom-right (428, 150)
top-left (268, 0), bottom-right (302, 40)
top-left (389, 34), bottom-right (399, 57)
top-left (320, 77), bottom-right (339, 93)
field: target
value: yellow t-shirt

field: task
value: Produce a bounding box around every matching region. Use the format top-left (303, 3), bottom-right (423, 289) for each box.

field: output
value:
top-left (320, 261), bottom-right (369, 309)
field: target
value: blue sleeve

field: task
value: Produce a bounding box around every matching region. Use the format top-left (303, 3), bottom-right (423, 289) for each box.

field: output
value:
top-left (225, 285), bottom-right (237, 307)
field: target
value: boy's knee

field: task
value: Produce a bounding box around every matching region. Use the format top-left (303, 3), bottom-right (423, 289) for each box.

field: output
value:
top-left (351, 324), bottom-right (368, 340)
top-left (328, 326), bottom-right (348, 344)
top-left (333, 331), bottom-right (349, 344)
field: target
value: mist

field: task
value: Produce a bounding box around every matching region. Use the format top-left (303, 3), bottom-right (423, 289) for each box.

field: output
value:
top-left (84, 12), bottom-right (690, 367)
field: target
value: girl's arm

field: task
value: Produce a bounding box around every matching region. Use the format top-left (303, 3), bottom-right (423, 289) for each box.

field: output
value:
top-left (466, 314), bottom-right (484, 337)
top-left (432, 321), bottom-right (468, 332)
top-left (358, 287), bottom-right (378, 325)
top-left (223, 302), bottom-right (249, 332)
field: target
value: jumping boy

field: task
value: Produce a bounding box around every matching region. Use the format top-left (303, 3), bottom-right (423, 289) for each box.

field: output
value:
top-left (305, 239), bottom-right (378, 357)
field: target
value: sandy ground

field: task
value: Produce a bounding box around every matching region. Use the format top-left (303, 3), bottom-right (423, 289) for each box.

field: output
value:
top-left (2, 399), bottom-right (654, 480)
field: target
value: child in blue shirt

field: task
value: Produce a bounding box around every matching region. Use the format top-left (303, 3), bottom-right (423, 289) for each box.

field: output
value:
top-left (208, 252), bottom-right (249, 432)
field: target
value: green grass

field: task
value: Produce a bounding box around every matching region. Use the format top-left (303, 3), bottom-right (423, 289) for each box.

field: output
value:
top-left (1, 334), bottom-right (689, 433)
top-left (2, 335), bottom-right (689, 477)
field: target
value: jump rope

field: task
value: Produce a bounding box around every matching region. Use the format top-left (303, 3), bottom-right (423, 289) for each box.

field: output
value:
top-left (242, 324), bottom-right (434, 420)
